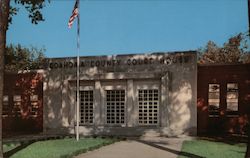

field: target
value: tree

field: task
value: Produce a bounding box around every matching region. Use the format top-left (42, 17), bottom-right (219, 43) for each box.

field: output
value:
top-left (198, 33), bottom-right (250, 64)
top-left (5, 44), bottom-right (46, 72)
top-left (0, 0), bottom-right (47, 157)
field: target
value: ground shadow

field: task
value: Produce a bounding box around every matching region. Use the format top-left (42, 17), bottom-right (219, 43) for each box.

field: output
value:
top-left (135, 139), bottom-right (204, 158)
top-left (4, 141), bottom-right (34, 158)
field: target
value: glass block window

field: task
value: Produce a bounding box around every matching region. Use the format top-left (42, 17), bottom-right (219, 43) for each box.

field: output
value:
top-left (80, 91), bottom-right (94, 124)
top-left (208, 84), bottom-right (220, 112)
top-left (2, 95), bottom-right (9, 116)
top-left (227, 83), bottom-right (238, 111)
top-left (106, 90), bottom-right (125, 125)
top-left (138, 89), bottom-right (159, 125)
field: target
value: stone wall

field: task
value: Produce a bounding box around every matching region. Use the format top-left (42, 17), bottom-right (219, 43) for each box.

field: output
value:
top-left (43, 51), bottom-right (197, 136)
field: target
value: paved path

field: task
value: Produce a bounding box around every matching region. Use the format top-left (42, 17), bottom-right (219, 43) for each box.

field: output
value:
top-left (75, 136), bottom-right (196, 158)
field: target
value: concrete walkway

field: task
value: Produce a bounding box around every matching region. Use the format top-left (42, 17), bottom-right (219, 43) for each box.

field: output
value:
top-left (75, 136), bottom-right (198, 158)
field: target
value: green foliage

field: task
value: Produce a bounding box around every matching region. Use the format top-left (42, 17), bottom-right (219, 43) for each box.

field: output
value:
top-left (179, 139), bottom-right (247, 158)
top-left (5, 138), bottom-right (116, 158)
top-left (5, 44), bottom-right (46, 71)
top-left (9, 0), bottom-right (49, 25)
top-left (8, 6), bottom-right (19, 25)
top-left (198, 32), bottom-right (250, 64)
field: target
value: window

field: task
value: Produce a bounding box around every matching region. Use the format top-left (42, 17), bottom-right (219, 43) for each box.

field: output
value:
top-left (138, 89), bottom-right (159, 125)
top-left (208, 84), bottom-right (220, 112)
top-left (13, 95), bottom-right (21, 102)
top-left (30, 95), bottom-right (38, 101)
top-left (30, 102), bottom-right (39, 116)
top-left (2, 95), bottom-right (9, 116)
top-left (106, 90), bottom-right (125, 125)
top-left (13, 95), bottom-right (21, 116)
top-left (31, 79), bottom-right (38, 88)
top-left (226, 83), bottom-right (238, 111)
top-left (80, 91), bottom-right (94, 124)
top-left (30, 95), bottom-right (39, 117)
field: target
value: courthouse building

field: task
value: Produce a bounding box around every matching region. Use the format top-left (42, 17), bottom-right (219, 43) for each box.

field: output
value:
top-left (3, 51), bottom-right (250, 137)
top-left (42, 51), bottom-right (197, 136)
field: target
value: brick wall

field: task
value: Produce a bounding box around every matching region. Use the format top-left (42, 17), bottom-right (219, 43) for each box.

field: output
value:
top-left (197, 64), bottom-right (250, 135)
top-left (3, 72), bottom-right (43, 136)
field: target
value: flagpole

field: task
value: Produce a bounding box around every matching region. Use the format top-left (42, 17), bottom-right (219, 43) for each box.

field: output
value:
top-left (76, 0), bottom-right (80, 141)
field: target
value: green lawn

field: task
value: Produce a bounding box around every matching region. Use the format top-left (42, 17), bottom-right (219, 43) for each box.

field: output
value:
top-left (178, 139), bottom-right (247, 158)
top-left (3, 142), bottom-right (21, 153)
top-left (4, 137), bottom-right (117, 158)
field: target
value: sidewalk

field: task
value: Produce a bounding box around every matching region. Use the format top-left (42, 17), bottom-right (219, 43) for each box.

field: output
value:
top-left (75, 136), bottom-right (198, 158)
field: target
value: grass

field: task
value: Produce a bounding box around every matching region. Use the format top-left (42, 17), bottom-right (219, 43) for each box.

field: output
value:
top-left (178, 139), bottom-right (247, 158)
top-left (4, 137), bottom-right (117, 158)
top-left (3, 142), bottom-right (21, 153)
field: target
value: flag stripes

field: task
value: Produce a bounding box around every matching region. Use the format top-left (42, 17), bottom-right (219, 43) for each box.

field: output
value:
top-left (68, 0), bottom-right (79, 28)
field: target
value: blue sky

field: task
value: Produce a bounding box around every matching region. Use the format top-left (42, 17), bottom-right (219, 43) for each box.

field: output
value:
top-left (7, 0), bottom-right (249, 58)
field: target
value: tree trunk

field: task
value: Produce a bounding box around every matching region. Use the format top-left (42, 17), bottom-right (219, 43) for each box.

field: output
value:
top-left (0, 0), bottom-right (10, 157)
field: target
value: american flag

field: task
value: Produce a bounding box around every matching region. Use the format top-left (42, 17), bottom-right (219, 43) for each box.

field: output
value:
top-left (68, 0), bottom-right (79, 28)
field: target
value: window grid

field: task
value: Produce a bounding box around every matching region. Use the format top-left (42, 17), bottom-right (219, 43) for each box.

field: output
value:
top-left (80, 91), bottom-right (94, 124)
top-left (138, 89), bottom-right (159, 125)
top-left (106, 90), bottom-right (125, 125)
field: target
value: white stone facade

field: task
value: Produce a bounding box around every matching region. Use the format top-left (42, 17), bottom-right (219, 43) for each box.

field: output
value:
top-left (43, 51), bottom-right (197, 136)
